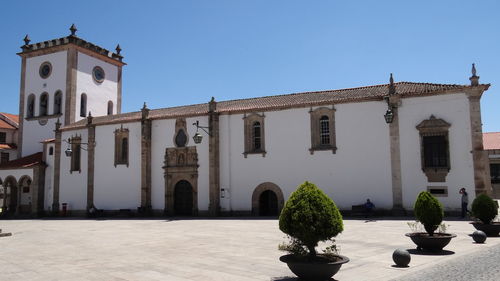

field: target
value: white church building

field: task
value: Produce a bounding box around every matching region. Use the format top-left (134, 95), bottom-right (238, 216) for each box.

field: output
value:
top-left (0, 26), bottom-right (494, 217)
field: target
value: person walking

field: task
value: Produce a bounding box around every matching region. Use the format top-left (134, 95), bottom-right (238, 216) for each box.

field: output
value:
top-left (459, 188), bottom-right (469, 218)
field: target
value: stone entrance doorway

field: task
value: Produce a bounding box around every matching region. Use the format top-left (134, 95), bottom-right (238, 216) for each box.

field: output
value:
top-left (259, 190), bottom-right (278, 216)
top-left (174, 180), bottom-right (194, 215)
top-left (164, 146), bottom-right (199, 216)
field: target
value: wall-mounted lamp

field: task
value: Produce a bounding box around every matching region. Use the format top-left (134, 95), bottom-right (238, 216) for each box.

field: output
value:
top-left (192, 120), bottom-right (211, 144)
top-left (63, 138), bottom-right (96, 157)
top-left (384, 96), bottom-right (395, 124)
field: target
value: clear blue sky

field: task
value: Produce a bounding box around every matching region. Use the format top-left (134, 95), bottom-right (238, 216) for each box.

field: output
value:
top-left (1, 0), bottom-right (498, 131)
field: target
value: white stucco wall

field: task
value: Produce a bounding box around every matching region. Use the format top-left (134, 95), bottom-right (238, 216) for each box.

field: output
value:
top-left (0, 168), bottom-right (33, 186)
top-left (75, 53), bottom-right (118, 120)
top-left (399, 93), bottom-right (474, 211)
top-left (93, 123), bottom-right (141, 210)
top-left (150, 116), bottom-right (210, 211)
top-left (22, 51), bottom-right (67, 157)
top-left (59, 129), bottom-right (88, 211)
top-left (220, 101), bottom-right (393, 211)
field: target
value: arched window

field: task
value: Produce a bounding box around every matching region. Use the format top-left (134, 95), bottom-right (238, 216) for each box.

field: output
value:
top-left (49, 146), bottom-right (54, 155)
top-left (39, 92), bottom-right (48, 116)
top-left (107, 100), bottom-right (113, 115)
top-left (54, 91), bottom-right (62, 115)
top-left (252, 121), bottom-right (261, 151)
top-left (80, 93), bottom-right (87, 117)
top-left (27, 94), bottom-right (35, 118)
top-left (319, 116), bottom-right (330, 145)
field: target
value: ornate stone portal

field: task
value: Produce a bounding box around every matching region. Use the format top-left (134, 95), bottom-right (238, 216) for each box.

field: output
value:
top-left (163, 146), bottom-right (199, 215)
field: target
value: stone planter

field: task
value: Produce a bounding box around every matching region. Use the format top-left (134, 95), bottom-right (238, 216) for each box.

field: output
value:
top-left (405, 232), bottom-right (456, 252)
top-left (470, 222), bottom-right (500, 237)
top-left (280, 254), bottom-right (349, 281)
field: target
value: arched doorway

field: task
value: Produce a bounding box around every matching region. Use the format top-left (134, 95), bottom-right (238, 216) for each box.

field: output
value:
top-left (251, 182), bottom-right (285, 216)
top-left (2, 176), bottom-right (18, 215)
top-left (259, 190), bottom-right (278, 216)
top-left (174, 180), bottom-right (193, 216)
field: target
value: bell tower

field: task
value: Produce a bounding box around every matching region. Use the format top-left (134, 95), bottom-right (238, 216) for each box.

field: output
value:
top-left (17, 24), bottom-right (125, 157)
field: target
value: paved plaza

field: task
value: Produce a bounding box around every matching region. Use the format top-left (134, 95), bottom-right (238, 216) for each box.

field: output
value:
top-left (0, 218), bottom-right (499, 281)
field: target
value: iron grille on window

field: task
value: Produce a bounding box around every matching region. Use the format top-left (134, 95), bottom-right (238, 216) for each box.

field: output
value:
top-left (423, 136), bottom-right (448, 168)
top-left (253, 121), bottom-right (261, 151)
top-left (491, 164), bottom-right (500, 184)
top-left (319, 116), bottom-right (330, 145)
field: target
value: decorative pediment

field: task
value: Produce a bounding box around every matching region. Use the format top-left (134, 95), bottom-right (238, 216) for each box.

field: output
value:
top-left (164, 146), bottom-right (198, 168)
top-left (416, 115), bottom-right (451, 136)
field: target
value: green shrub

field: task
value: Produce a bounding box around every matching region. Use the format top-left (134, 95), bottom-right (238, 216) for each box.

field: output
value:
top-left (414, 191), bottom-right (444, 236)
top-left (279, 181), bottom-right (343, 257)
top-left (471, 194), bottom-right (498, 224)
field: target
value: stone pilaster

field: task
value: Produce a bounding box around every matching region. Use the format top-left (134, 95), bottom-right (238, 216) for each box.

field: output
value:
top-left (52, 120), bottom-right (62, 213)
top-left (32, 164), bottom-right (46, 216)
top-left (208, 98), bottom-right (220, 216)
top-left (388, 97), bottom-right (404, 213)
top-left (141, 104), bottom-right (152, 211)
top-left (465, 86), bottom-right (492, 196)
top-left (86, 116), bottom-right (95, 210)
top-left (64, 48), bottom-right (78, 125)
top-left (17, 57), bottom-right (26, 158)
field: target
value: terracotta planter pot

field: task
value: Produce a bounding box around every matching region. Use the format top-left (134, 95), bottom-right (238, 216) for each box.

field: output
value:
top-left (405, 232), bottom-right (456, 252)
top-left (471, 222), bottom-right (500, 237)
top-left (280, 254), bottom-right (349, 281)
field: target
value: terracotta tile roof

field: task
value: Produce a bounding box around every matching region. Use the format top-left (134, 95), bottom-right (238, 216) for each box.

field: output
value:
top-left (0, 144), bottom-right (17, 150)
top-left (1, 113), bottom-right (19, 125)
top-left (61, 82), bottom-right (487, 130)
top-left (483, 132), bottom-right (500, 150)
top-left (0, 152), bottom-right (43, 169)
top-left (0, 119), bottom-right (15, 129)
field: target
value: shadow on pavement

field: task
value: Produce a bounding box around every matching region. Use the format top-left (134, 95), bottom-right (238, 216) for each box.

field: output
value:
top-left (407, 249), bottom-right (455, 255)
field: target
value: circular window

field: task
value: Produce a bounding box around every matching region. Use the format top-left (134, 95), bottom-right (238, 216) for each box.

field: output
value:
top-left (92, 66), bottom-right (105, 83)
top-left (39, 62), bottom-right (52, 79)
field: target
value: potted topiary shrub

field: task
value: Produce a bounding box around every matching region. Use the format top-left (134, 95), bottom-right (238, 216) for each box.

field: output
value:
top-left (470, 193), bottom-right (500, 237)
top-left (405, 191), bottom-right (456, 251)
top-left (278, 181), bottom-right (349, 280)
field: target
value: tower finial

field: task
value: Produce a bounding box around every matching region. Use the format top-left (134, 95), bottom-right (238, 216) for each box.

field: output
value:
top-left (115, 44), bottom-right (121, 55)
top-left (70, 24), bottom-right (77, 36)
top-left (23, 34), bottom-right (30, 45)
top-left (390, 73), bottom-right (394, 86)
top-left (469, 63), bottom-right (479, 86)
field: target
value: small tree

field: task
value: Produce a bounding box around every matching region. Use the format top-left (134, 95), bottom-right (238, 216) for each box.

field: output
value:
top-left (471, 194), bottom-right (498, 224)
top-left (279, 181), bottom-right (343, 258)
top-left (414, 191), bottom-right (443, 236)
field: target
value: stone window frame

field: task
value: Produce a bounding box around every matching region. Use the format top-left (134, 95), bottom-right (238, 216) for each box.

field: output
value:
top-left (309, 106), bottom-right (337, 154)
top-left (243, 113), bottom-right (266, 158)
top-left (53, 90), bottom-right (63, 115)
top-left (173, 118), bottom-right (189, 148)
top-left (27, 94), bottom-right (35, 118)
top-left (70, 136), bottom-right (81, 173)
top-left (114, 126), bottom-right (129, 167)
top-left (427, 186), bottom-right (448, 197)
top-left (39, 61), bottom-right (52, 79)
top-left (416, 115), bottom-right (451, 182)
top-left (80, 93), bottom-right (87, 117)
top-left (92, 66), bottom-right (105, 84)
top-left (39, 92), bottom-right (49, 117)
top-left (107, 100), bottom-right (114, 115)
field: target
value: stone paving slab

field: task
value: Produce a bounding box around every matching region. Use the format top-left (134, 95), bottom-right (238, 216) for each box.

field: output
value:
top-left (0, 218), bottom-right (498, 281)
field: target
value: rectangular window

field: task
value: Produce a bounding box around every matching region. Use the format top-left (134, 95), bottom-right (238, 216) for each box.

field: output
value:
top-left (0, 132), bottom-right (6, 143)
top-left (1, 152), bottom-right (9, 163)
top-left (423, 136), bottom-right (448, 168)
top-left (70, 139), bottom-right (81, 172)
top-left (114, 127), bottom-right (129, 166)
top-left (491, 164), bottom-right (500, 184)
top-left (319, 117), bottom-right (330, 145)
top-left (427, 186), bottom-right (448, 197)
